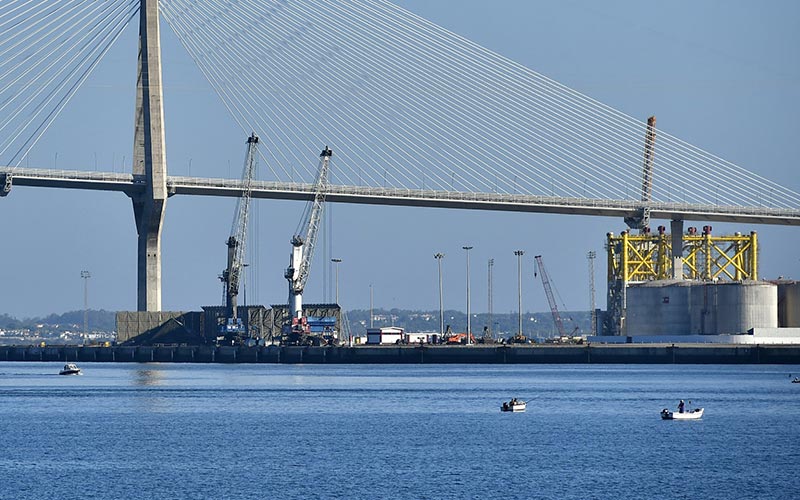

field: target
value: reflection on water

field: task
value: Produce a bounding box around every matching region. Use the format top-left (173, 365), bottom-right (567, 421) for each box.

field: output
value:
top-left (134, 369), bottom-right (162, 386)
top-left (1, 363), bottom-right (799, 500)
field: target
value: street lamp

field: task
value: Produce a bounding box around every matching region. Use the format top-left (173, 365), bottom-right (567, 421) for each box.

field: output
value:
top-left (80, 270), bottom-right (91, 336)
top-left (462, 246), bottom-right (473, 345)
top-left (515, 251), bottom-right (524, 338)
top-left (434, 253), bottom-right (445, 338)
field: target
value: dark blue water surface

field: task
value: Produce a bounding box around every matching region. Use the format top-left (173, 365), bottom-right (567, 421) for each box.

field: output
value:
top-left (1, 363), bottom-right (798, 500)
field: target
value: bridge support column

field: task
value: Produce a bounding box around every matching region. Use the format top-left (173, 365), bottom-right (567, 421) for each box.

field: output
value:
top-left (0, 172), bottom-right (11, 197)
top-left (670, 219), bottom-right (683, 279)
top-left (131, 0), bottom-right (167, 311)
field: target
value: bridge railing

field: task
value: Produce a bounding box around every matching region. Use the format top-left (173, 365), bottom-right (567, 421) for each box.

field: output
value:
top-left (1, 166), bottom-right (136, 183)
top-left (4, 167), bottom-right (799, 221)
top-left (170, 174), bottom-right (800, 219)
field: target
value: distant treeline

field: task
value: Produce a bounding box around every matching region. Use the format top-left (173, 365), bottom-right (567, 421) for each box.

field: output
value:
top-left (0, 310), bottom-right (117, 332)
top-left (1, 308), bottom-right (592, 338)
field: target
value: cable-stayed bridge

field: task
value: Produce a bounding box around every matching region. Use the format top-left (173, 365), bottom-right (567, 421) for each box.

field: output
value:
top-left (3, 167), bottom-right (798, 226)
top-left (1, 0), bottom-right (798, 311)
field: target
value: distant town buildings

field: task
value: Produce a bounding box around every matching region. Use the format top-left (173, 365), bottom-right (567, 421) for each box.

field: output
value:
top-left (0, 325), bottom-right (115, 345)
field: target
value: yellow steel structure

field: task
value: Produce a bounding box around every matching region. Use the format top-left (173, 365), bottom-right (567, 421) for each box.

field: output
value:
top-left (604, 227), bottom-right (758, 336)
top-left (607, 228), bottom-right (758, 283)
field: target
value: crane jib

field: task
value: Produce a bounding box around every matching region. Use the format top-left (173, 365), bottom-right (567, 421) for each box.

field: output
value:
top-left (286, 146), bottom-right (333, 324)
top-left (220, 133), bottom-right (259, 338)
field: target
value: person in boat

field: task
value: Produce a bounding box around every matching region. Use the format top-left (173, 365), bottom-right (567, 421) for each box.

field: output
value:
top-left (502, 402), bottom-right (509, 411)
top-left (678, 400), bottom-right (685, 413)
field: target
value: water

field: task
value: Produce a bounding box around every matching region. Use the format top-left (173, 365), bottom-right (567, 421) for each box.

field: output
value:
top-left (1, 363), bottom-right (798, 500)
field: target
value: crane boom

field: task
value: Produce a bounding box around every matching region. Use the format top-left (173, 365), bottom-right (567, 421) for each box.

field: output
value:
top-left (640, 115), bottom-right (657, 205)
top-left (286, 146), bottom-right (332, 319)
top-left (625, 116), bottom-right (657, 231)
top-left (220, 133), bottom-right (259, 333)
top-left (534, 255), bottom-right (567, 337)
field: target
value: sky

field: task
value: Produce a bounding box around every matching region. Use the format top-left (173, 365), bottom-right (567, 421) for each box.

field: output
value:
top-left (2, 0), bottom-right (799, 319)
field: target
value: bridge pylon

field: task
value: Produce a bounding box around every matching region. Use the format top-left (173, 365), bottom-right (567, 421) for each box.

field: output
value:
top-left (131, 0), bottom-right (168, 311)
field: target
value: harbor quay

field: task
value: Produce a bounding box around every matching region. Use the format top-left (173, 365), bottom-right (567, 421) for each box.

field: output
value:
top-left (1, 344), bottom-right (799, 364)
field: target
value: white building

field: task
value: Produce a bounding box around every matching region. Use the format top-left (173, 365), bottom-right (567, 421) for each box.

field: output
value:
top-left (366, 327), bottom-right (404, 345)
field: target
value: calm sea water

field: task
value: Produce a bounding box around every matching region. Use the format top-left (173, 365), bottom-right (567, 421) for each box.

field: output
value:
top-left (0, 362), bottom-right (798, 500)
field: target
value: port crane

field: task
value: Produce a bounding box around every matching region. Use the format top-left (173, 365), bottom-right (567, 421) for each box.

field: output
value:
top-left (218, 133), bottom-right (259, 344)
top-left (283, 146), bottom-right (332, 345)
top-left (534, 255), bottom-right (579, 339)
top-left (625, 116), bottom-right (657, 232)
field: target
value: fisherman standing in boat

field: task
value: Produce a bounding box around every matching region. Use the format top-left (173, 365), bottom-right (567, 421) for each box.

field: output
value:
top-left (678, 400), bottom-right (685, 413)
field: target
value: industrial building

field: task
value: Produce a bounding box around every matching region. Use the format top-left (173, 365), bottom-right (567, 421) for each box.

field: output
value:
top-left (598, 226), bottom-right (800, 343)
top-left (366, 327), bottom-right (404, 345)
top-left (116, 304), bottom-right (340, 346)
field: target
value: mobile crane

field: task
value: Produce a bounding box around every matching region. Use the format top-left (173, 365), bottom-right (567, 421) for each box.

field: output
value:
top-left (283, 146), bottom-right (332, 345)
top-left (217, 133), bottom-right (259, 345)
top-left (534, 255), bottom-right (580, 340)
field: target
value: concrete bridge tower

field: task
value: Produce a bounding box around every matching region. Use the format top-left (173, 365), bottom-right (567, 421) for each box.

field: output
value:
top-left (131, 0), bottom-right (167, 311)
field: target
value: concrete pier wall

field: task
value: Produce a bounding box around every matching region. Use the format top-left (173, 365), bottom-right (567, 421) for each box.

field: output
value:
top-left (1, 344), bottom-right (799, 364)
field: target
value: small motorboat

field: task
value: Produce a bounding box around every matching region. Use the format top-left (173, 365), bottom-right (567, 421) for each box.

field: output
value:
top-left (792, 378), bottom-right (800, 384)
top-left (501, 399), bottom-right (526, 412)
top-left (59, 363), bottom-right (81, 375)
top-left (661, 407), bottom-right (703, 420)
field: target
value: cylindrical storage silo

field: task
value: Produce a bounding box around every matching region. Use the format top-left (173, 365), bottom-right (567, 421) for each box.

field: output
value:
top-left (714, 281), bottom-right (777, 334)
top-left (626, 280), bottom-right (777, 336)
top-left (688, 282), bottom-right (718, 334)
top-left (777, 281), bottom-right (800, 327)
top-left (625, 280), bottom-right (692, 335)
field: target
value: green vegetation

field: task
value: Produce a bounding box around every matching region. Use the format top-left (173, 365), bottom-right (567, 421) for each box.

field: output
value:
top-left (0, 313), bottom-right (23, 330)
top-left (1, 308), bottom-right (592, 340)
top-left (0, 310), bottom-right (117, 332)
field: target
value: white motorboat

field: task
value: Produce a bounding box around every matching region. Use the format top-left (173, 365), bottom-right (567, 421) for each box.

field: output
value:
top-left (59, 363), bottom-right (81, 375)
top-left (661, 407), bottom-right (703, 420)
top-left (501, 400), bottom-right (526, 412)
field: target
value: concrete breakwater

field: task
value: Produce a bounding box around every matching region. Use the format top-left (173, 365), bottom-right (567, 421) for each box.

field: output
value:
top-left (1, 344), bottom-right (799, 364)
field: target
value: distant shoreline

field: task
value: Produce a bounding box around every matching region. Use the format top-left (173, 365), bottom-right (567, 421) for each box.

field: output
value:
top-left (2, 344), bottom-right (799, 364)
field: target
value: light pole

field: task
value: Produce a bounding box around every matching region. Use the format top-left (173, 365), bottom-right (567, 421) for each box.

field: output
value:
top-left (515, 251), bottom-right (524, 338)
top-left (463, 246), bottom-right (473, 344)
top-left (587, 251), bottom-right (597, 336)
top-left (434, 253), bottom-right (445, 338)
top-left (488, 258), bottom-right (494, 339)
top-left (331, 258), bottom-right (342, 305)
top-left (242, 263), bottom-right (249, 338)
top-left (331, 258), bottom-right (344, 344)
top-left (80, 270), bottom-right (91, 337)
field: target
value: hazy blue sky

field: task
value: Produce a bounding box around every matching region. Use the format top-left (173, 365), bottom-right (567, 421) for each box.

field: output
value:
top-left (2, 0), bottom-right (799, 319)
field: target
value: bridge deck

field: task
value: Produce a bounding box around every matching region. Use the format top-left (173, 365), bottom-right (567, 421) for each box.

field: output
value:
top-left (2, 167), bottom-right (798, 225)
